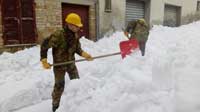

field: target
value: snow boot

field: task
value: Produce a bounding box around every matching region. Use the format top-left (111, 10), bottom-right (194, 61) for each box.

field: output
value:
top-left (52, 105), bottom-right (59, 112)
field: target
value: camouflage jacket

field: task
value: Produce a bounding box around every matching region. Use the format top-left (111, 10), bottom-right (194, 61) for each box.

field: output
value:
top-left (40, 27), bottom-right (83, 65)
top-left (125, 20), bottom-right (149, 42)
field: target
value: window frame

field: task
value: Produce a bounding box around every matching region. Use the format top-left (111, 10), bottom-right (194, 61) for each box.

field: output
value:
top-left (105, 0), bottom-right (112, 13)
top-left (197, 1), bottom-right (200, 11)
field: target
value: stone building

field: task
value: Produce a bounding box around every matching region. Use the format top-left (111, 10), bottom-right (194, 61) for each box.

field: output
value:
top-left (0, 0), bottom-right (200, 49)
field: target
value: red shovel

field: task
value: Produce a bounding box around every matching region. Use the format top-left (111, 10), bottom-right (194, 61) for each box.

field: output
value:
top-left (51, 39), bottom-right (138, 67)
top-left (120, 38), bottom-right (139, 58)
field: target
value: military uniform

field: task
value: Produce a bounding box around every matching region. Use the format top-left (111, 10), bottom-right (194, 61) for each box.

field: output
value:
top-left (125, 19), bottom-right (149, 56)
top-left (40, 26), bottom-right (83, 108)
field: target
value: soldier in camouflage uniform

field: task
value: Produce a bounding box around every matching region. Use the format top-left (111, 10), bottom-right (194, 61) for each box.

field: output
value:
top-left (40, 13), bottom-right (93, 112)
top-left (124, 18), bottom-right (149, 56)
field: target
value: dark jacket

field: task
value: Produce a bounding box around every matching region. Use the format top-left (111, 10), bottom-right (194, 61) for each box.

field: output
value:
top-left (40, 27), bottom-right (83, 65)
top-left (125, 20), bottom-right (149, 42)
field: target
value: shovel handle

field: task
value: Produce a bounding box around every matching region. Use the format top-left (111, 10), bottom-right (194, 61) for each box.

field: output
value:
top-left (51, 52), bottom-right (121, 67)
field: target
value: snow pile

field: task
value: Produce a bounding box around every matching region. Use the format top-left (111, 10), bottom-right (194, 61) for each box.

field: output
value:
top-left (1, 21), bottom-right (200, 112)
top-left (0, 47), bottom-right (53, 112)
top-left (149, 22), bottom-right (200, 112)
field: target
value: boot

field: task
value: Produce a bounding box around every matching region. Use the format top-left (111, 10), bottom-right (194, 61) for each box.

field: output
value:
top-left (141, 51), bottom-right (145, 56)
top-left (52, 105), bottom-right (59, 112)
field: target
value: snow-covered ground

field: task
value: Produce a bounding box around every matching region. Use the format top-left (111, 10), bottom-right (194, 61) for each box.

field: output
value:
top-left (1, 21), bottom-right (200, 112)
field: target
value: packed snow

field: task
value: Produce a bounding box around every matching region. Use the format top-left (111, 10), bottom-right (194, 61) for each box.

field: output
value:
top-left (1, 21), bottom-right (200, 112)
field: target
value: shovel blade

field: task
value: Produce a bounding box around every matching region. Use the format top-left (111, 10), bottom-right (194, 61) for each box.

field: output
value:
top-left (120, 38), bottom-right (139, 58)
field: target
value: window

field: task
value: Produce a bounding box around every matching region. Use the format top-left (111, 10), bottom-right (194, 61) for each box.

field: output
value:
top-left (2, 0), bottom-right (36, 45)
top-left (105, 0), bottom-right (112, 12)
top-left (197, 1), bottom-right (200, 11)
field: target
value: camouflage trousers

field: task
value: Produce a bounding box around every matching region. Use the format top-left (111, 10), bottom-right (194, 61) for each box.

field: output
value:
top-left (52, 64), bottom-right (79, 107)
top-left (138, 41), bottom-right (146, 56)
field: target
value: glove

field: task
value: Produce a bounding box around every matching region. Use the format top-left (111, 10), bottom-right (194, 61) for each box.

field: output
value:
top-left (81, 51), bottom-right (93, 61)
top-left (41, 58), bottom-right (51, 69)
top-left (124, 31), bottom-right (132, 39)
top-left (124, 31), bottom-right (129, 37)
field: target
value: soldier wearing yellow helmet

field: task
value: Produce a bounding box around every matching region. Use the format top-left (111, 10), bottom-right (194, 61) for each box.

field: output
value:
top-left (40, 13), bottom-right (93, 112)
top-left (65, 13), bottom-right (83, 27)
top-left (124, 18), bottom-right (149, 56)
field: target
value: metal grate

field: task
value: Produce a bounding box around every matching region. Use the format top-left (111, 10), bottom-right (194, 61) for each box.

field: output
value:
top-left (126, 0), bottom-right (145, 25)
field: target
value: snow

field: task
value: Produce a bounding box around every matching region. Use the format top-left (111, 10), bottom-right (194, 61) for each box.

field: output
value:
top-left (1, 21), bottom-right (200, 112)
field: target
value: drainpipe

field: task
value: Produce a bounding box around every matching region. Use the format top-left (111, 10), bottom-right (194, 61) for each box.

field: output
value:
top-left (95, 0), bottom-right (100, 40)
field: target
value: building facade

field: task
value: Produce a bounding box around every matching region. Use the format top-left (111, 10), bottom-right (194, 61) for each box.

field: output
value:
top-left (0, 0), bottom-right (199, 49)
top-left (99, 0), bottom-right (199, 37)
top-left (0, 0), bottom-right (96, 48)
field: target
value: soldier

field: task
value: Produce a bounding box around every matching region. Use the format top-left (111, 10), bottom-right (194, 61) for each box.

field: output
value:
top-left (124, 18), bottom-right (149, 56)
top-left (40, 13), bottom-right (93, 112)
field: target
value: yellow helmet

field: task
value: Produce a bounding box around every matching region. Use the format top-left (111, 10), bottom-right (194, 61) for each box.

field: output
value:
top-left (65, 13), bottom-right (83, 27)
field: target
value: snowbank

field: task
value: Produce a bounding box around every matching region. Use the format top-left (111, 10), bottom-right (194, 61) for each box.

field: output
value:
top-left (1, 21), bottom-right (200, 112)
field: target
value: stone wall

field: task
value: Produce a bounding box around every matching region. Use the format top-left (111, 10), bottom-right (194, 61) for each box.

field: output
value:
top-left (89, 5), bottom-right (96, 41)
top-left (35, 0), bottom-right (62, 44)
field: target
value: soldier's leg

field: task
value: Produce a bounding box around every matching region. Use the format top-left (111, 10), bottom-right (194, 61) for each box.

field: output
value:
top-left (67, 64), bottom-right (80, 80)
top-left (139, 41), bottom-right (146, 56)
top-left (52, 68), bottom-right (66, 111)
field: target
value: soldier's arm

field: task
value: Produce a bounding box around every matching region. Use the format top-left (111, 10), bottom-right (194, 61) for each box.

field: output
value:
top-left (40, 37), bottom-right (50, 60)
top-left (76, 39), bottom-right (84, 56)
top-left (40, 33), bottom-right (59, 60)
top-left (125, 23), bottom-right (132, 33)
top-left (125, 21), bottom-right (136, 33)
